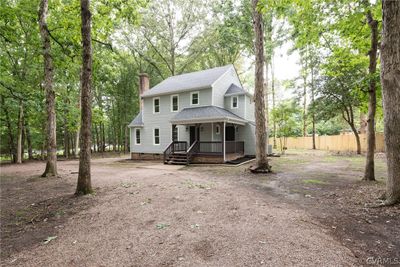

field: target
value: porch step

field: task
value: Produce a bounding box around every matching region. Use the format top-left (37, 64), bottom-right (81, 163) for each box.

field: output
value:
top-left (165, 152), bottom-right (190, 165)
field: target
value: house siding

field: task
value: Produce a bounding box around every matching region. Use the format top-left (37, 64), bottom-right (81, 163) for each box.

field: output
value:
top-left (132, 88), bottom-right (212, 153)
top-left (244, 95), bottom-right (255, 122)
top-left (212, 67), bottom-right (242, 107)
top-left (224, 95), bottom-right (245, 118)
top-left (130, 66), bottom-right (257, 157)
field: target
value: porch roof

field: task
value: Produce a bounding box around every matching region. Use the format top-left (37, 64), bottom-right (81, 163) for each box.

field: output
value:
top-left (170, 105), bottom-right (247, 125)
top-left (128, 111), bottom-right (143, 127)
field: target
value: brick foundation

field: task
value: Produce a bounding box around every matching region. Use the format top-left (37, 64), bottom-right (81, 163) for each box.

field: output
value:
top-left (131, 152), bottom-right (162, 160)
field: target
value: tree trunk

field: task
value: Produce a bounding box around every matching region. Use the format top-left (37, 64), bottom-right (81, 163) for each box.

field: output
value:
top-left (39, 0), bottom-right (57, 177)
top-left (251, 0), bottom-right (271, 172)
top-left (124, 125), bottom-right (128, 153)
top-left (70, 133), bottom-right (75, 156)
top-left (102, 122), bottom-right (106, 152)
top-left (25, 118), bottom-right (33, 160)
top-left (74, 80), bottom-right (81, 158)
top-left (363, 10), bottom-right (378, 181)
top-left (350, 124), bottom-right (362, 155)
top-left (1, 96), bottom-right (16, 162)
top-left (271, 59), bottom-right (277, 149)
top-left (16, 102), bottom-right (23, 164)
top-left (76, 0), bottom-right (93, 195)
top-left (63, 96), bottom-right (69, 159)
top-left (311, 66), bottom-right (316, 150)
top-left (302, 52), bottom-right (307, 137)
top-left (381, 0), bottom-right (400, 204)
top-left (94, 124), bottom-right (101, 152)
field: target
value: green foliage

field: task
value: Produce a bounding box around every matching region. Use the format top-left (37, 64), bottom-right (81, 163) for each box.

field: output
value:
top-left (271, 100), bottom-right (302, 138)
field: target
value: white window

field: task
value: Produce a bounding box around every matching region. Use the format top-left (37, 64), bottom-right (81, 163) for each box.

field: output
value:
top-left (153, 128), bottom-right (160, 145)
top-left (153, 97), bottom-right (160, 113)
top-left (215, 125), bottom-right (220, 135)
top-left (172, 126), bottom-right (179, 141)
top-left (135, 129), bottom-right (141, 145)
top-left (232, 96), bottom-right (238, 108)
top-left (191, 91), bottom-right (199, 105)
top-left (171, 95), bottom-right (179, 112)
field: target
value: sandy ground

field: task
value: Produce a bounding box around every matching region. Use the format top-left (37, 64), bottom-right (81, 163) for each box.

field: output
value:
top-left (0, 155), bottom-right (360, 267)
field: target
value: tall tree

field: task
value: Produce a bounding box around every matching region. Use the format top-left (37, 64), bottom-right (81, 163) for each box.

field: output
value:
top-left (251, 0), bottom-right (271, 172)
top-left (363, 7), bottom-right (378, 181)
top-left (39, 0), bottom-right (57, 176)
top-left (16, 101), bottom-right (23, 164)
top-left (76, 0), bottom-right (93, 195)
top-left (380, 0), bottom-right (400, 205)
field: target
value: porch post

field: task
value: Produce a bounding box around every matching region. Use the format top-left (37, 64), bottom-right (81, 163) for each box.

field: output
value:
top-left (223, 121), bottom-right (226, 162)
top-left (196, 123), bottom-right (200, 142)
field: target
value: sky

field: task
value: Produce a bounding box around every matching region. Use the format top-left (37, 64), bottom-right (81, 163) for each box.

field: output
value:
top-left (240, 39), bottom-right (301, 102)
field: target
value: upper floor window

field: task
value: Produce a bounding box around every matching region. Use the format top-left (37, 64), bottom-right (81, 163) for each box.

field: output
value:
top-left (171, 95), bottom-right (179, 112)
top-left (154, 128), bottom-right (160, 145)
top-left (232, 96), bottom-right (238, 108)
top-left (135, 129), bottom-right (141, 145)
top-left (153, 97), bottom-right (160, 113)
top-left (191, 92), bottom-right (199, 105)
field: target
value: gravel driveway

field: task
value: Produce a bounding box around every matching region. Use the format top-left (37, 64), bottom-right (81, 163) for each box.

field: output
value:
top-left (1, 157), bottom-right (357, 266)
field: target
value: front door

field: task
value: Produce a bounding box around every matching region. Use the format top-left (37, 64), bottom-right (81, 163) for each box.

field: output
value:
top-left (189, 126), bottom-right (200, 146)
top-left (225, 126), bottom-right (235, 141)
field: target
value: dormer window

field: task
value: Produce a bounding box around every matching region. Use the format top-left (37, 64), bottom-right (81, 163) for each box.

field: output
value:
top-left (232, 96), bottom-right (238, 108)
top-left (191, 92), bottom-right (199, 105)
top-left (153, 97), bottom-right (160, 113)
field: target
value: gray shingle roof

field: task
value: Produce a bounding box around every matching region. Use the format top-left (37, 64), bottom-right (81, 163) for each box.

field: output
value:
top-left (141, 65), bottom-right (233, 98)
top-left (224, 83), bottom-right (246, 96)
top-left (128, 112), bottom-right (143, 127)
top-left (170, 105), bottom-right (247, 124)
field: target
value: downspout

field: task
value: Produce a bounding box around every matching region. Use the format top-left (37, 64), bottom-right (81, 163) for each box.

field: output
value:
top-left (223, 121), bottom-right (226, 162)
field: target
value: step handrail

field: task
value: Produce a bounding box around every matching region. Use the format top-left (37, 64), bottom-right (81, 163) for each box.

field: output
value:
top-left (186, 141), bottom-right (199, 165)
top-left (163, 141), bottom-right (174, 163)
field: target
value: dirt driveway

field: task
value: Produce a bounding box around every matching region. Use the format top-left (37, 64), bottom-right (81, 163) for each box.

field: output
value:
top-left (0, 155), bottom-right (361, 266)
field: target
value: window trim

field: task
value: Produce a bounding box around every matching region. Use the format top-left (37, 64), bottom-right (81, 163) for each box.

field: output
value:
top-left (215, 125), bottom-right (220, 135)
top-left (153, 97), bottom-right (160, 114)
top-left (231, 96), bottom-right (238, 109)
top-left (170, 94), bottom-right (179, 112)
top-left (153, 128), bottom-right (160, 145)
top-left (190, 91), bottom-right (200, 106)
top-left (135, 128), bottom-right (141, 145)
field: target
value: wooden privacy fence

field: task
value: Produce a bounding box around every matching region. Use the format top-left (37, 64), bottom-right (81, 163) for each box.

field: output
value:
top-left (269, 133), bottom-right (385, 153)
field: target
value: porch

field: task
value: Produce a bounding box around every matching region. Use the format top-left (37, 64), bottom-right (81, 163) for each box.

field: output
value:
top-left (164, 105), bottom-right (249, 165)
top-left (163, 140), bottom-right (245, 165)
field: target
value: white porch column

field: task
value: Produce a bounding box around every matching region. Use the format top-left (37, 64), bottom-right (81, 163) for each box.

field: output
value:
top-left (223, 121), bottom-right (226, 162)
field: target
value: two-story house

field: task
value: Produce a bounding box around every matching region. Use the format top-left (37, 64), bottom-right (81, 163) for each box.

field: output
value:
top-left (128, 64), bottom-right (257, 164)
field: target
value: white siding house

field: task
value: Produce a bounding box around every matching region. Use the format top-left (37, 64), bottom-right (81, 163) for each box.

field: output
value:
top-left (128, 64), bottom-right (258, 164)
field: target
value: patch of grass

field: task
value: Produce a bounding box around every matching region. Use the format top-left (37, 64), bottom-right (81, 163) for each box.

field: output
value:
top-left (156, 223), bottom-right (169, 229)
top-left (302, 179), bottom-right (328, 185)
top-left (183, 179), bottom-right (214, 190)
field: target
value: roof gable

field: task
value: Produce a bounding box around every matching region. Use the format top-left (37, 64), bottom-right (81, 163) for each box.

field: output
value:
top-left (141, 65), bottom-right (233, 98)
top-left (128, 111), bottom-right (143, 127)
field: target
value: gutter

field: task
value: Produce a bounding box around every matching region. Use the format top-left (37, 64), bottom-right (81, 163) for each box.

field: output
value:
top-left (141, 85), bottom-right (212, 98)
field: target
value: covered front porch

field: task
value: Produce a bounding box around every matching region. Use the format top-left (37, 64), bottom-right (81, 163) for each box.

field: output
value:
top-left (164, 120), bottom-right (246, 165)
top-left (163, 105), bottom-right (250, 165)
